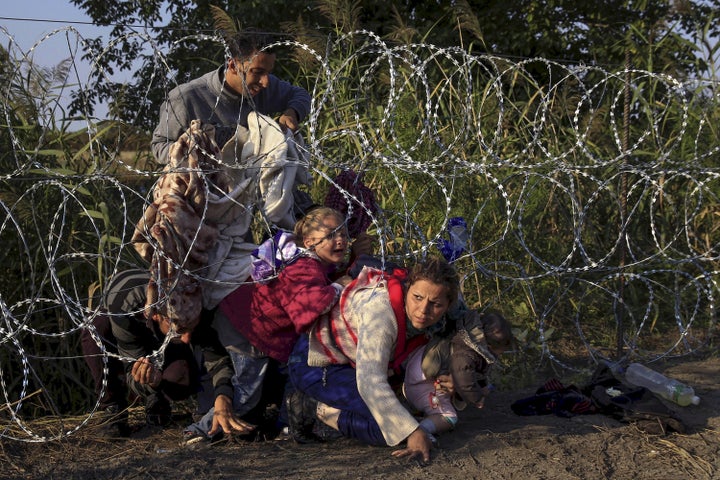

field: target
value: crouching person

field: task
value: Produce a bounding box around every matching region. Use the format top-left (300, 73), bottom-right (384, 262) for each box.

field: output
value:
top-left (81, 269), bottom-right (253, 438)
top-left (403, 310), bottom-right (515, 436)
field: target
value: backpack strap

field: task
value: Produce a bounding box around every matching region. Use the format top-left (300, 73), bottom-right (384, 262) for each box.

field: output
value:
top-left (384, 267), bottom-right (430, 375)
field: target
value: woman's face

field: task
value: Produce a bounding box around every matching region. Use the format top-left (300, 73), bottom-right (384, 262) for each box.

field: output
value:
top-left (404, 279), bottom-right (451, 330)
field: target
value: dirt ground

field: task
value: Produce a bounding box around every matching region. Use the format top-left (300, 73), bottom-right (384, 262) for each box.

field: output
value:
top-left (1, 355), bottom-right (718, 480)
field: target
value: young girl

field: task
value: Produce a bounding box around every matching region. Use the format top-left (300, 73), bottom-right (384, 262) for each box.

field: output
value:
top-left (183, 206), bottom-right (351, 443)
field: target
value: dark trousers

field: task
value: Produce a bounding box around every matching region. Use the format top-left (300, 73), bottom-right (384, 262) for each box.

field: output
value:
top-left (288, 335), bottom-right (386, 446)
top-left (80, 314), bottom-right (128, 409)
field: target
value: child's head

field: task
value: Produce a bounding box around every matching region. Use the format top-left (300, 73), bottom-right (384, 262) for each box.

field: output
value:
top-left (481, 312), bottom-right (515, 357)
top-left (458, 310), bottom-right (514, 356)
top-left (294, 207), bottom-right (349, 265)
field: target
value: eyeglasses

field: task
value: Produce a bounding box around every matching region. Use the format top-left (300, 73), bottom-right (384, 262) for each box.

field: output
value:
top-left (311, 228), bottom-right (349, 244)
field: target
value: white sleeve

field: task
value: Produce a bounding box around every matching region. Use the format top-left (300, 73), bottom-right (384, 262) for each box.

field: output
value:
top-left (355, 287), bottom-right (419, 446)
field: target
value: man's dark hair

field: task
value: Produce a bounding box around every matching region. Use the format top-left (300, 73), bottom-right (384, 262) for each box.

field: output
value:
top-left (227, 29), bottom-right (275, 59)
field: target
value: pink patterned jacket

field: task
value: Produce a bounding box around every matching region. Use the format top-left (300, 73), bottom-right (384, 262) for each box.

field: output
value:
top-left (219, 255), bottom-right (341, 363)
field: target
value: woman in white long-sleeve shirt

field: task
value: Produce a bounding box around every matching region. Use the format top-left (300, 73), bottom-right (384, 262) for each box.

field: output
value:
top-left (287, 256), bottom-right (460, 464)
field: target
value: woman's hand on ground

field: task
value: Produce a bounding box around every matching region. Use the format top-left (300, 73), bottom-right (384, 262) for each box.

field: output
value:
top-left (391, 428), bottom-right (433, 464)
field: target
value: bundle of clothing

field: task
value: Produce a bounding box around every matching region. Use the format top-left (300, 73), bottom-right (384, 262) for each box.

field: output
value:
top-left (132, 112), bottom-right (310, 328)
top-left (511, 364), bottom-right (687, 434)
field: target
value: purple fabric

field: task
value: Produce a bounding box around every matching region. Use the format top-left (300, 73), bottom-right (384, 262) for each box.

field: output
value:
top-left (250, 230), bottom-right (301, 283)
top-left (324, 170), bottom-right (378, 238)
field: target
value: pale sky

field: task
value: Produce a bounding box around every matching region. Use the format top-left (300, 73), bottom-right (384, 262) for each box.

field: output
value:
top-left (1, 1), bottom-right (716, 120)
top-left (1, 1), bottom-right (147, 123)
top-left (1, 1), bottom-right (111, 60)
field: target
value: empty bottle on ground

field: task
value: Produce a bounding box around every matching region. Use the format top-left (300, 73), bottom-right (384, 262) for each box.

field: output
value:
top-left (625, 362), bottom-right (700, 406)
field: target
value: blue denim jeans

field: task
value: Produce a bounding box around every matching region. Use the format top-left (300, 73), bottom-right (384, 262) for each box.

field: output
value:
top-left (288, 334), bottom-right (386, 446)
top-left (184, 349), bottom-right (269, 437)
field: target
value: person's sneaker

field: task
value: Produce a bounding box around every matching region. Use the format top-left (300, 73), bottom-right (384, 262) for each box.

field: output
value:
top-left (313, 420), bottom-right (343, 441)
top-left (286, 391), bottom-right (322, 444)
top-left (274, 426), bottom-right (292, 442)
top-left (93, 404), bottom-right (131, 438)
top-left (181, 429), bottom-right (208, 447)
top-left (249, 402), bottom-right (282, 441)
top-left (145, 393), bottom-right (172, 427)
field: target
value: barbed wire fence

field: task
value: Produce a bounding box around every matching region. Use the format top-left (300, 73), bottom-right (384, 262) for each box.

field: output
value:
top-left (1, 26), bottom-right (718, 441)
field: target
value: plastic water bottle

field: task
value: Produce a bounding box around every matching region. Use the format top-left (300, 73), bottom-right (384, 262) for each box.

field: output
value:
top-left (625, 363), bottom-right (700, 406)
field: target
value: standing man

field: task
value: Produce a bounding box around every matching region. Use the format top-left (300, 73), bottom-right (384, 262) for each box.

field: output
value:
top-left (151, 29), bottom-right (311, 164)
